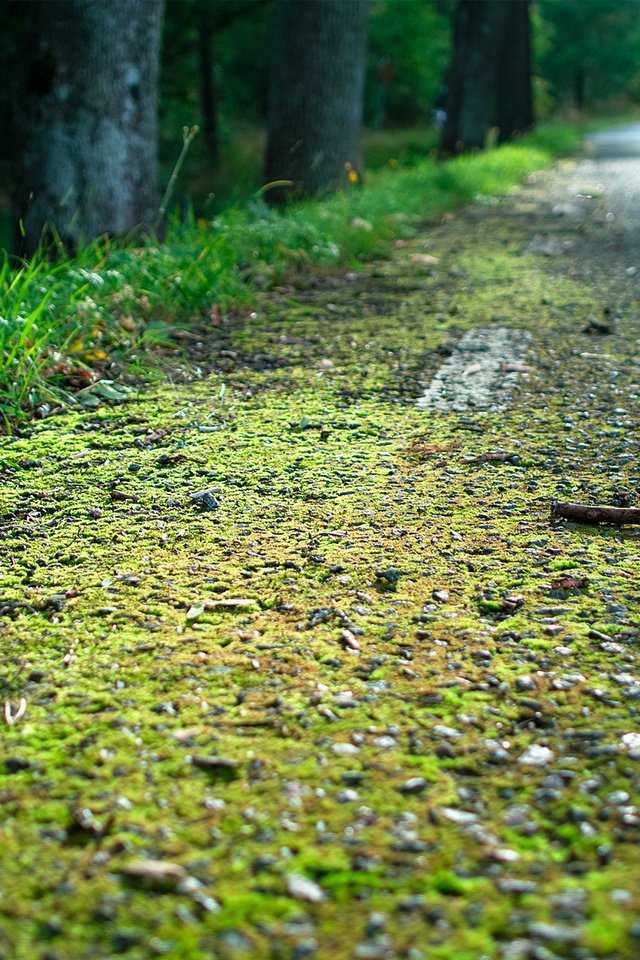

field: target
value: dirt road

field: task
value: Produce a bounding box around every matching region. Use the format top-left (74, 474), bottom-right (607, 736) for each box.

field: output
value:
top-left (1, 134), bottom-right (640, 960)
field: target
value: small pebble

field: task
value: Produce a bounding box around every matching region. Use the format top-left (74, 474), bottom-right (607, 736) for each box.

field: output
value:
top-left (397, 777), bottom-right (429, 795)
top-left (517, 745), bottom-right (554, 767)
top-left (528, 921), bottom-right (583, 943)
top-left (286, 873), bottom-right (325, 903)
top-left (331, 742), bottom-right (360, 756)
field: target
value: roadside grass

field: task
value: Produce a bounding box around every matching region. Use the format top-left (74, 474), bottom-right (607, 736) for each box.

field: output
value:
top-left (0, 120), bottom-right (586, 428)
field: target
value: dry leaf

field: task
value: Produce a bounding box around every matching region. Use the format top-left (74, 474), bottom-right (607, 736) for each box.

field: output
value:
top-left (499, 362), bottom-right (533, 373)
top-left (206, 598), bottom-right (257, 609)
top-left (551, 576), bottom-right (589, 590)
top-left (121, 859), bottom-right (187, 887)
top-left (410, 253), bottom-right (440, 266)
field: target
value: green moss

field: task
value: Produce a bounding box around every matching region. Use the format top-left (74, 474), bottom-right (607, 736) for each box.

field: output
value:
top-left (2, 153), bottom-right (640, 959)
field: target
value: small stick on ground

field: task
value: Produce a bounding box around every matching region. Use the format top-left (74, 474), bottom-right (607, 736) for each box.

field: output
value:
top-left (551, 502), bottom-right (640, 525)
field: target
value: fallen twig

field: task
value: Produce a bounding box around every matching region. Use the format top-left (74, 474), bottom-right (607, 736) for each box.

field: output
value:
top-left (552, 502), bottom-right (640, 526)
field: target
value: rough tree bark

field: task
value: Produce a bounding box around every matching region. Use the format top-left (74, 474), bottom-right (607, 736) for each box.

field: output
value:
top-left (196, 0), bottom-right (219, 165)
top-left (14, 0), bottom-right (164, 255)
top-left (552, 502), bottom-right (640, 526)
top-left (265, 0), bottom-right (369, 203)
top-left (497, 0), bottom-right (533, 143)
top-left (441, 0), bottom-right (532, 156)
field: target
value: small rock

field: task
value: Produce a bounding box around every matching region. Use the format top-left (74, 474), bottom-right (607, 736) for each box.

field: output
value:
top-left (285, 873), bottom-right (326, 903)
top-left (365, 912), bottom-right (386, 936)
top-left (490, 848), bottom-right (520, 863)
top-left (336, 789), bottom-right (359, 803)
top-left (396, 895), bottom-right (427, 913)
top-left (440, 807), bottom-right (478, 824)
top-left (433, 724), bottom-right (462, 739)
top-left (5, 757), bottom-right (33, 774)
top-left (353, 939), bottom-right (393, 960)
top-left (497, 878), bottom-right (539, 894)
top-left (341, 629), bottom-right (360, 651)
top-left (527, 921), bottom-right (583, 943)
top-left (397, 777), bottom-right (429, 795)
top-left (190, 489), bottom-right (220, 511)
top-left (120, 859), bottom-right (187, 889)
top-left (610, 889), bottom-right (632, 905)
top-left (372, 736), bottom-right (396, 750)
top-left (517, 745), bottom-right (554, 767)
top-left (342, 771), bottom-right (364, 786)
top-left (608, 791), bottom-right (630, 805)
top-left (374, 567), bottom-right (404, 588)
top-left (621, 732), bottom-right (640, 757)
top-left (331, 742), bottom-right (360, 757)
top-left (293, 940), bottom-right (318, 959)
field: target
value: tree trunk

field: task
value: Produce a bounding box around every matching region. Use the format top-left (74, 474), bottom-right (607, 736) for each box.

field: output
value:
top-left (497, 0), bottom-right (533, 142)
top-left (265, 0), bottom-right (369, 203)
top-left (14, 0), bottom-right (164, 256)
top-left (441, 0), bottom-right (533, 156)
top-left (196, 0), bottom-right (219, 165)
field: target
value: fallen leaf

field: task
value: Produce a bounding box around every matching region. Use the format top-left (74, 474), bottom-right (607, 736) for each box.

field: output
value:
top-left (551, 576), bottom-right (589, 590)
top-left (110, 490), bottom-right (140, 503)
top-left (499, 362), bottom-right (533, 373)
top-left (340, 629), bottom-right (360, 651)
top-left (465, 451), bottom-right (520, 464)
top-left (191, 755), bottom-right (240, 782)
top-left (186, 603), bottom-right (206, 622)
top-left (121, 859), bottom-right (187, 888)
top-left (410, 253), bottom-right (440, 266)
top-left (206, 598), bottom-right (257, 609)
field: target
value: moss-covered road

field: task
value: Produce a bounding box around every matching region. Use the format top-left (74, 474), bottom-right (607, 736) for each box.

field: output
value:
top-left (2, 151), bottom-right (640, 960)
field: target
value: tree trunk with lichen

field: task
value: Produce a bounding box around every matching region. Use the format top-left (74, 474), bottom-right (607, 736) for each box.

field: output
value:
top-left (14, 0), bottom-right (164, 256)
top-left (265, 0), bottom-right (369, 204)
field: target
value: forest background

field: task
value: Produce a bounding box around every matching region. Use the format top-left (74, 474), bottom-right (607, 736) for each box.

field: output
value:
top-left (2, 0), bottom-right (640, 235)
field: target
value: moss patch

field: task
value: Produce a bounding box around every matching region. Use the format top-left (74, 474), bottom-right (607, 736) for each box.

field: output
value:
top-left (1, 162), bottom-right (640, 959)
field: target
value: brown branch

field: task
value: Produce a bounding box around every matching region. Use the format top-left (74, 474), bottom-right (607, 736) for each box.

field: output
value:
top-left (551, 501), bottom-right (640, 526)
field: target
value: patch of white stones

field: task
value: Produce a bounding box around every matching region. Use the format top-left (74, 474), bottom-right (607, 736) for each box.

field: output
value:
top-left (417, 326), bottom-right (532, 413)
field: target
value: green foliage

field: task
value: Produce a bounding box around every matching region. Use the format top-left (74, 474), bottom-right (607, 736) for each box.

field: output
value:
top-left (160, 0), bottom-right (270, 152)
top-left (366, 0), bottom-right (452, 126)
top-left (537, 0), bottom-right (640, 107)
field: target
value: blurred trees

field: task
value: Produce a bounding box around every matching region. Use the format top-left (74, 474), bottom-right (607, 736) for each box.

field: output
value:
top-left (537, 0), bottom-right (640, 109)
top-left (14, 0), bottom-right (164, 255)
top-left (367, 1), bottom-right (451, 127)
top-left (1, 0), bottom-right (640, 254)
top-left (161, 0), bottom-right (269, 168)
top-left (265, 0), bottom-right (369, 202)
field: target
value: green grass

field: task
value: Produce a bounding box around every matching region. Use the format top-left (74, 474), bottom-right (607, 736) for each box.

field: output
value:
top-left (0, 120), bottom-right (587, 428)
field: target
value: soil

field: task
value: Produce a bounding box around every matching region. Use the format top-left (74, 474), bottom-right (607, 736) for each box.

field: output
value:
top-left (2, 145), bottom-right (640, 960)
